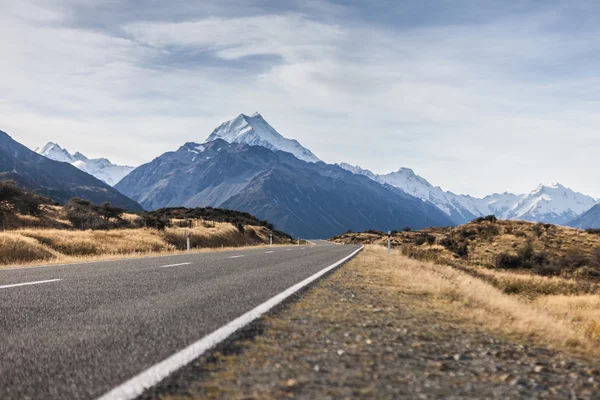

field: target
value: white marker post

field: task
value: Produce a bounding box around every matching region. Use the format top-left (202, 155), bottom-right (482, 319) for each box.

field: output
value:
top-left (298, 237), bottom-right (300, 246)
top-left (186, 230), bottom-right (191, 253)
top-left (270, 234), bottom-right (273, 246)
top-left (387, 231), bottom-right (391, 254)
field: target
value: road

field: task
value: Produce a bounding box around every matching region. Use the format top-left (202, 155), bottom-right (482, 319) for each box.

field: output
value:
top-left (0, 240), bottom-right (361, 400)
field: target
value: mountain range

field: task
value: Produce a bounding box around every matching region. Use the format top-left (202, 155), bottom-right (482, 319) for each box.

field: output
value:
top-left (35, 143), bottom-right (135, 186)
top-left (337, 163), bottom-right (598, 226)
top-left (0, 130), bottom-right (143, 211)
top-left (115, 138), bottom-right (453, 238)
top-left (5, 112), bottom-right (600, 234)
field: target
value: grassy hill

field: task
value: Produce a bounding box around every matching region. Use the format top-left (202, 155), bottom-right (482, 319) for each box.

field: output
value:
top-left (331, 218), bottom-right (600, 282)
top-left (0, 188), bottom-right (293, 267)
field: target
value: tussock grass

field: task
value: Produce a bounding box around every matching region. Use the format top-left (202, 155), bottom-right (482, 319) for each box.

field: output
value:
top-left (0, 234), bottom-right (57, 265)
top-left (0, 222), bottom-right (288, 268)
top-left (461, 265), bottom-right (599, 298)
top-left (363, 246), bottom-right (600, 357)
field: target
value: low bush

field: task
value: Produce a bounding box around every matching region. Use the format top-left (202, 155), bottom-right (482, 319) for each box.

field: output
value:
top-left (474, 215), bottom-right (497, 223)
top-left (0, 180), bottom-right (52, 223)
top-left (64, 198), bottom-right (127, 230)
top-left (415, 233), bottom-right (436, 246)
top-left (440, 237), bottom-right (469, 257)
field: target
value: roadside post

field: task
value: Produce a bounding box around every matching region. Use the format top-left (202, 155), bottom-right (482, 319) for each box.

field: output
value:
top-left (270, 234), bottom-right (273, 246)
top-left (388, 231), bottom-right (391, 254)
top-left (298, 237), bottom-right (300, 246)
top-left (186, 230), bottom-right (191, 253)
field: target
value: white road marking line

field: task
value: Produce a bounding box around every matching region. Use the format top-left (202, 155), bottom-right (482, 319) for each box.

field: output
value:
top-left (160, 263), bottom-right (191, 268)
top-left (286, 248), bottom-right (293, 251)
top-left (265, 251), bottom-right (275, 254)
top-left (0, 279), bottom-right (61, 290)
top-left (228, 255), bottom-right (245, 259)
top-left (96, 245), bottom-right (364, 400)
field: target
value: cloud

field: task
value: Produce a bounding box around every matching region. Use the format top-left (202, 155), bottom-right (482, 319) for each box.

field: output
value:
top-left (2, 0), bottom-right (600, 198)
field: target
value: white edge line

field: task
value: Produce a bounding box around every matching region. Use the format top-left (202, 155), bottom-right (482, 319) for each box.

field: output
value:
top-left (160, 263), bottom-right (191, 269)
top-left (0, 278), bottom-right (62, 290)
top-left (96, 245), bottom-right (364, 400)
top-left (227, 255), bottom-right (245, 259)
top-left (265, 251), bottom-right (275, 254)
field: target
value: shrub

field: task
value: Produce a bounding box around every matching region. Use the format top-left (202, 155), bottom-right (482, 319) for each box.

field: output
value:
top-left (474, 215), bottom-right (497, 223)
top-left (532, 223), bottom-right (545, 238)
top-left (0, 180), bottom-right (51, 221)
top-left (477, 224), bottom-right (500, 239)
top-left (64, 198), bottom-right (104, 230)
top-left (98, 202), bottom-right (125, 222)
top-left (403, 227), bottom-right (412, 232)
top-left (586, 228), bottom-right (600, 235)
top-left (65, 198), bottom-right (131, 230)
top-left (235, 221), bottom-right (245, 233)
top-left (141, 214), bottom-right (170, 231)
top-left (496, 252), bottom-right (523, 269)
top-left (439, 237), bottom-right (468, 257)
top-left (415, 233), bottom-right (436, 246)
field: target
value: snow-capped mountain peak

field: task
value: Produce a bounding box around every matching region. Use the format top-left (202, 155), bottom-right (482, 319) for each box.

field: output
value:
top-left (206, 113), bottom-right (321, 163)
top-left (35, 142), bottom-right (135, 186)
top-left (35, 142), bottom-right (74, 163)
top-left (336, 163), bottom-right (382, 182)
top-left (336, 164), bottom-right (598, 226)
top-left (508, 183), bottom-right (598, 224)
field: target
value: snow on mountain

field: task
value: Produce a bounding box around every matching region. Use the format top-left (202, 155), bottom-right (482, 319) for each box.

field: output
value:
top-left (338, 164), bottom-right (477, 224)
top-left (337, 163), bottom-right (597, 225)
top-left (206, 113), bottom-right (321, 163)
top-left (35, 143), bottom-right (135, 186)
top-left (336, 163), bottom-right (382, 183)
top-left (506, 183), bottom-right (598, 225)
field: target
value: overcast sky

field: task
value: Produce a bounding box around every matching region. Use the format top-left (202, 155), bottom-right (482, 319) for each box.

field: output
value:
top-left (2, 0), bottom-right (599, 197)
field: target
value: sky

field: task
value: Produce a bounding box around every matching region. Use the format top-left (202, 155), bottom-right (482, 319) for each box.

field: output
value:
top-left (1, 0), bottom-right (600, 198)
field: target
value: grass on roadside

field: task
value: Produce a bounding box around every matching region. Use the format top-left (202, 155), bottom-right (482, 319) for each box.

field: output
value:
top-left (363, 246), bottom-right (600, 355)
top-left (0, 223), bottom-right (290, 268)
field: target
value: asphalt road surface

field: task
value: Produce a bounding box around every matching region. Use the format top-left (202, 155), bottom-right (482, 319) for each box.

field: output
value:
top-left (0, 240), bottom-right (362, 400)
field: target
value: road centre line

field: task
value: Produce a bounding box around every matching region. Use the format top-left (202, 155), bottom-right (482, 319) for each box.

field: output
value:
top-left (0, 279), bottom-right (62, 290)
top-left (160, 263), bottom-right (191, 268)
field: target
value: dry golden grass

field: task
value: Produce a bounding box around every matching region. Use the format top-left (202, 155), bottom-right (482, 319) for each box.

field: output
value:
top-left (0, 233), bottom-right (58, 265)
top-left (0, 222), bottom-right (291, 268)
top-left (363, 246), bottom-right (600, 357)
top-left (454, 263), bottom-right (599, 298)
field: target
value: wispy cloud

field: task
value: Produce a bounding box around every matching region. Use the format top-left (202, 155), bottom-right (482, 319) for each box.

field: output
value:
top-left (2, 0), bottom-right (600, 197)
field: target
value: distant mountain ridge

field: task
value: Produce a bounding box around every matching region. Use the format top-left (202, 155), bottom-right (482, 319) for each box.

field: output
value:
top-left (206, 113), bottom-right (320, 163)
top-left (116, 138), bottom-right (453, 238)
top-left (569, 204), bottom-right (600, 229)
top-left (35, 143), bottom-right (135, 186)
top-left (337, 163), bottom-right (598, 225)
top-left (0, 130), bottom-right (143, 211)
